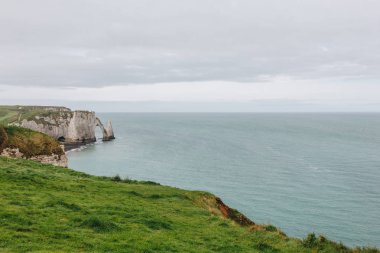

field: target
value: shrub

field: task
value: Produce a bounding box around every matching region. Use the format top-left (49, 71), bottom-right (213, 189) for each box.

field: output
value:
top-left (265, 225), bottom-right (277, 232)
top-left (3, 126), bottom-right (64, 157)
top-left (303, 233), bottom-right (318, 248)
top-left (112, 174), bottom-right (122, 182)
top-left (121, 177), bottom-right (134, 183)
top-left (141, 181), bottom-right (160, 186)
top-left (0, 125), bottom-right (8, 152)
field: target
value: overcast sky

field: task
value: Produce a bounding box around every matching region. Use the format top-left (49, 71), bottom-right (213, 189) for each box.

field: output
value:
top-left (0, 0), bottom-right (379, 111)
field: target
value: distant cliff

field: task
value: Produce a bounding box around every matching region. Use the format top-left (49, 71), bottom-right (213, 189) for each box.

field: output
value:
top-left (0, 106), bottom-right (115, 146)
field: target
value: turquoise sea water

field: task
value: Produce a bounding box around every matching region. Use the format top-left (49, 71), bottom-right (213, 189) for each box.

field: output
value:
top-left (68, 113), bottom-right (380, 247)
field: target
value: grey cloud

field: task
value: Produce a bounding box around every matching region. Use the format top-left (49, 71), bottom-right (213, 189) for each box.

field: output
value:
top-left (0, 0), bottom-right (379, 87)
top-left (2, 99), bottom-right (380, 113)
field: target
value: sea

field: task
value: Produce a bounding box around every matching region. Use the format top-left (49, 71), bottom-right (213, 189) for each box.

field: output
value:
top-left (67, 113), bottom-right (380, 247)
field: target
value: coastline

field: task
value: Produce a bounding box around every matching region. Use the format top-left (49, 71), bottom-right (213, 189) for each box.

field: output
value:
top-left (67, 113), bottom-right (380, 248)
top-left (2, 110), bottom-right (380, 249)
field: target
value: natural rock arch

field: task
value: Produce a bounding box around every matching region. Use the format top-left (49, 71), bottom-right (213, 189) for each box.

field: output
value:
top-left (95, 118), bottom-right (115, 141)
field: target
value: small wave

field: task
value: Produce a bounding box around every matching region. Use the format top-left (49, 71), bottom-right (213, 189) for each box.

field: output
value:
top-left (308, 165), bottom-right (319, 171)
top-left (66, 145), bottom-right (88, 153)
top-left (66, 142), bottom-right (98, 153)
top-left (66, 140), bottom-right (107, 154)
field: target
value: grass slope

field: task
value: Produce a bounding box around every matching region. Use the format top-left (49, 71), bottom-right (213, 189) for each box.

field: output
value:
top-left (0, 157), bottom-right (378, 253)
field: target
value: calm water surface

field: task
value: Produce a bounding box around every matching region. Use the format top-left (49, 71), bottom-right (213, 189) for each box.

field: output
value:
top-left (68, 113), bottom-right (380, 247)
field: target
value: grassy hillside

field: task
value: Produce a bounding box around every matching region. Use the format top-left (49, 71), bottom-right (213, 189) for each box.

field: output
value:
top-left (0, 158), bottom-right (378, 252)
top-left (0, 105), bottom-right (71, 125)
top-left (0, 126), bottom-right (64, 157)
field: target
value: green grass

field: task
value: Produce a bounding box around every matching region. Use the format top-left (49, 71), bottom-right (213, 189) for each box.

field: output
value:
top-left (0, 157), bottom-right (378, 252)
top-left (0, 105), bottom-right (71, 125)
top-left (0, 107), bottom-right (20, 124)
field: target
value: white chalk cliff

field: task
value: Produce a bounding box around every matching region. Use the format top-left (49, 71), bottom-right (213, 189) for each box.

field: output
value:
top-left (15, 108), bottom-right (115, 144)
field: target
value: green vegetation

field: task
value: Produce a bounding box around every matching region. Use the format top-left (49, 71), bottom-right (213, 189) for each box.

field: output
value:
top-left (0, 125), bottom-right (63, 157)
top-left (0, 157), bottom-right (378, 252)
top-left (0, 105), bottom-right (71, 125)
top-left (0, 125), bottom-right (8, 152)
top-left (0, 106), bottom-right (19, 125)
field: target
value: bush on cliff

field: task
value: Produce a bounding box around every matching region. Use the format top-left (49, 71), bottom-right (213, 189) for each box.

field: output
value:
top-left (0, 125), bottom-right (8, 152)
top-left (3, 126), bottom-right (63, 158)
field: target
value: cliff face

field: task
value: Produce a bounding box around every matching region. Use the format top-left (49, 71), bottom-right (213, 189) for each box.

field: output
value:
top-left (66, 111), bottom-right (97, 143)
top-left (1, 106), bottom-right (114, 145)
top-left (20, 110), bottom-right (97, 143)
